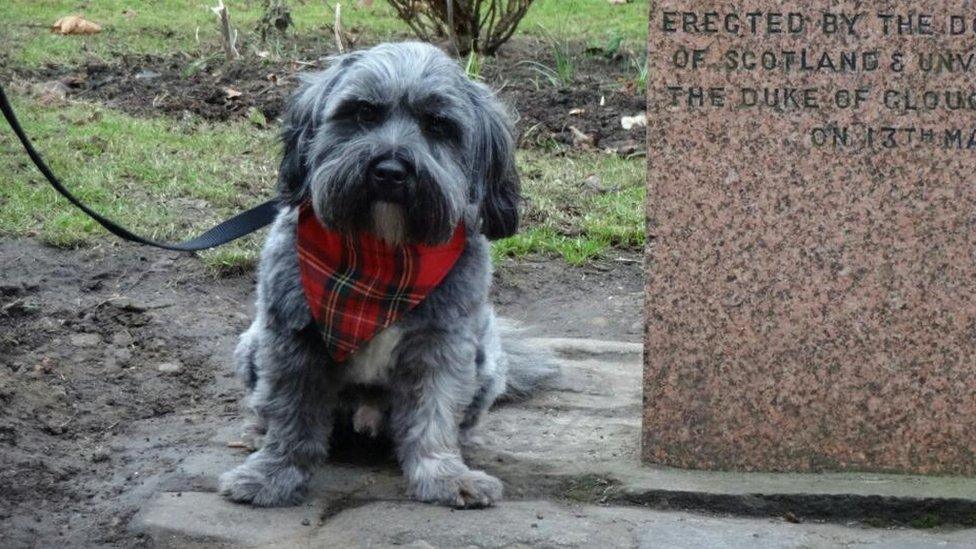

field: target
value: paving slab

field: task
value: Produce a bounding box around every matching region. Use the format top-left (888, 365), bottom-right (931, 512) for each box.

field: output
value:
top-left (139, 495), bottom-right (976, 549)
top-left (134, 337), bottom-right (976, 547)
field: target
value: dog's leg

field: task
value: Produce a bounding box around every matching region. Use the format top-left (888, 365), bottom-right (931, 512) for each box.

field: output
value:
top-left (233, 315), bottom-right (262, 391)
top-left (233, 316), bottom-right (268, 449)
top-left (390, 333), bottom-right (503, 509)
top-left (459, 313), bottom-right (505, 444)
top-left (219, 326), bottom-right (336, 506)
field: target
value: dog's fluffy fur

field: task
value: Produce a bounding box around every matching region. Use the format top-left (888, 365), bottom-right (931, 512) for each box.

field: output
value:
top-left (219, 42), bottom-right (558, 509)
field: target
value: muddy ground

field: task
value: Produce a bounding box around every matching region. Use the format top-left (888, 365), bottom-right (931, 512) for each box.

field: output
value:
top-left (0, 237), bottom-right (641, 548)
top-left (3, 37), bottom-right (647, 154)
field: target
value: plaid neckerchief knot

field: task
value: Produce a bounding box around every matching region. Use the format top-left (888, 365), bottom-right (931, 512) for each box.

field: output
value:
top-left (296, 203), bottom-right (467, 363)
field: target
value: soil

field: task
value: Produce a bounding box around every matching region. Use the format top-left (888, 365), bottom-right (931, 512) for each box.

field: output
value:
top-left (0, 237), bottom-right (642, 548)
top-left (485, 42), bottom-right (647, 153)
top-left (1, 37), bottom-right (646, 153)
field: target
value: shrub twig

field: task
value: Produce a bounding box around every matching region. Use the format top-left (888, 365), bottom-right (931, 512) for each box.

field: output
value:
top-left (385, 0), bottom-right (534, 55)
top-left (211, 0), bottom-right (241, 60)
top-left (333, 2), bottom-right (345, 52)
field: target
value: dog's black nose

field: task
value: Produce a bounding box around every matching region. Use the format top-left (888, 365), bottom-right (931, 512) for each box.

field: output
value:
top-left (371, 158), bottom-right (409, 185)
top-left (370, 158), bottom-right (409, 202)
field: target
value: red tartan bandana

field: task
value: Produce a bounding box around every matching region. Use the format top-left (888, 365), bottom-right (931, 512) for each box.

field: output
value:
top-left (296, 203), bottom-right (466, 363)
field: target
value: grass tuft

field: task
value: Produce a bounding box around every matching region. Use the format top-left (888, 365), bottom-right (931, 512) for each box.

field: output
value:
top-left (202, 244), bottom-right (261, 277)
top-left (631, 54), bottom-right (648, 95)
top-left (493, 151), bottom-right (645, 265)
top-left (464, 50), bottom-right (483, 80)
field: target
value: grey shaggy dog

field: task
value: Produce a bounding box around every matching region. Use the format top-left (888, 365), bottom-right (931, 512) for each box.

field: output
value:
top-left (218, 42), bottom-right (558, 509)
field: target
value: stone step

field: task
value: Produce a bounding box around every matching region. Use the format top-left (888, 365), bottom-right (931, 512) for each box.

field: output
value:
top-left (133, 337), bottom-right (976, 548)
top-left (484, 338), bottom-right (976, 526)
top-left (138, 494), bottom-right (976, 549)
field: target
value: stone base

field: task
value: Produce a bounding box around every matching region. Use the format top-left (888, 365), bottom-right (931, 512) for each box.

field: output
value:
top-left (644, 0), bottom-right (976, 475)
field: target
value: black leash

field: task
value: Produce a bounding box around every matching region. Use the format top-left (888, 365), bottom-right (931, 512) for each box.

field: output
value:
top-left (0, 84), bottom-right (278, 251)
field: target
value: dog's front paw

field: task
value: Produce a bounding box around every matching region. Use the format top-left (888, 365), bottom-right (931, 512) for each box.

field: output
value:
top-left (412, 470), bottom-right (503, 509)
top-left (218, 457), bottom-right (308, 507)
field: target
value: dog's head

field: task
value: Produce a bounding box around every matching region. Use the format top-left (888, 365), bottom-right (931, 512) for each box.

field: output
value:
top-left (277, 41), bottom-right (520, 245)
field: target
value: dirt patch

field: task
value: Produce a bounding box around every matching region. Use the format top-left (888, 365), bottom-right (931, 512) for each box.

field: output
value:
top-left (0, 240), bottom-right (254, 547)
top-left (0, 237), bottom-right (641, 548)
top-left (3, 37), bottom-right (646, 152)
top-left (486, 43), bottom-right (647, 153)
top-left (17, 53), bottom-right (294, 123)
top-left (494, 254), bottom-right (643, 340)
top-left (505, 82), bottom-right (646, 153)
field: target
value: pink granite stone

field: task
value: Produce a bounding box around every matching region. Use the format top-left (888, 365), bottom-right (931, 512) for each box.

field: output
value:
top-left (644, 1), bottom-right (976, 474)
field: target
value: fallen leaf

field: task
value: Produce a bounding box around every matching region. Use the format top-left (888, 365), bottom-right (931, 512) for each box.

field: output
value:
top-left (582, 174), bottom-right (605, 194)
top-left (569, 125), bottom-right (595, 148)
top-left (75, 111), bottom-right (103, 126)
top-left (582, 174), bottom-right (621, 194)
top-left (621, 113), bottom-right (647, 130)
top-left (51, 15), bottom-right (102, 35)
top-left (134, 69), bottom-right (161, 81)
top-left (31, 80), bottom-right (69, 105)
top-left (615, 140), bottom-right (641, 157)
top-left (59, 74), bottom-right (86, 88)
top-left (223, 87), bottom-right (243, 99)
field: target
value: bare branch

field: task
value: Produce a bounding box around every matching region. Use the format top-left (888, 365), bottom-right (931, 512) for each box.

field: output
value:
top-left (211, 0), bottom-right (241, 60)
top-left (384, 0), bottom-right (534, 55)
top-left (333, 2), bottom-right (345, 52)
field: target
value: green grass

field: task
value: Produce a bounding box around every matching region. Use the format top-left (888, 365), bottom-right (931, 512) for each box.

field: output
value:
top-left (0, 0), bottom-right (648, 69)
top-left (0, 92), bottom-right (643, 268)
top-left (631, 54), bottom-right (648, 94)
top-left (0, 0), bottom-right (647, 268)
top-left (494, 151), bottom-right (645, 265)
top-left (524, 0), bottom-right (647, 44)
top-left (0, 94), bottom-right (276, 272)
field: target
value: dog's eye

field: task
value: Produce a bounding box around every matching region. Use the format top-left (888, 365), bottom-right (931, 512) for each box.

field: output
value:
top-left (332, 100), bottom-right (384, 126)
top-left (356, 102), bottom-right (381, 125)
top-left (423, 115), bottom-right (458, 139)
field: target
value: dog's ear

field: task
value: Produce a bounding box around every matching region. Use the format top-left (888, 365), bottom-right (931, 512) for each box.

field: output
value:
top-left (470, 87), bottom-right (521, 240)
top-left (277, 53), bottom-right (361, 206)
top-left (277, 96), bottom-right (313, 205)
